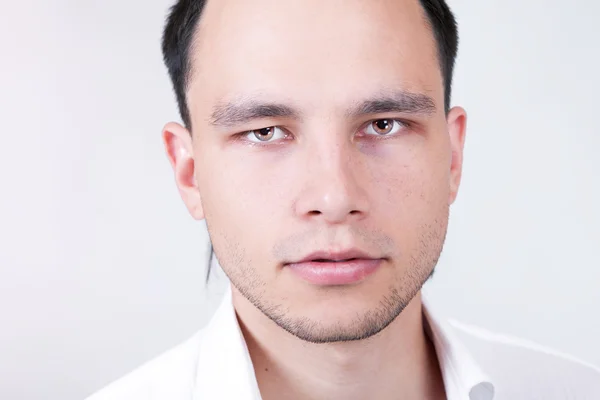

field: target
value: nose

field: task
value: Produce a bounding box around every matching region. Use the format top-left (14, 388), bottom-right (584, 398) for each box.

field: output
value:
top-left (293, 138), bottom-right (369, 225)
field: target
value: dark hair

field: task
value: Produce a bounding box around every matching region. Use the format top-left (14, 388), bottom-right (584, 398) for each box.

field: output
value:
top-left (161, 0), bottom-right (459, 282)
top-left (161, 0), bottom-right (459, 129)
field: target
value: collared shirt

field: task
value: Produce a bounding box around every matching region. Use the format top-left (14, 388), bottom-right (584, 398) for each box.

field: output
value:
top-left (87, 284), bottom-right (600, 400)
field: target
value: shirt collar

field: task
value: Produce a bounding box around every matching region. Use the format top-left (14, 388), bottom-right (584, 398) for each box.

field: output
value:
top-left (192, 282), bottom-right (261, 400)
top-left (193, 282), bottom-right (495, 400)
top-left (422, 296), bottom-right (495, 400)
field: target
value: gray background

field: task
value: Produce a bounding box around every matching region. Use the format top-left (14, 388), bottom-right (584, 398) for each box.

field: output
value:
top-left (0, 0), bottom-right (599, 399)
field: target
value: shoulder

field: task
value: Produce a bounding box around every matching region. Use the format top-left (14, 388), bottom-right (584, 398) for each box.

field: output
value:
top-left (85, 330), bottom-right (205, 400)
top-left (448, 319), bottom-right (600, 398)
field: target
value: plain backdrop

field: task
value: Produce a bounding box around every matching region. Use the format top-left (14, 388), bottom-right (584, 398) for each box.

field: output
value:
top-left (0, 0), bottom-right (599, 399)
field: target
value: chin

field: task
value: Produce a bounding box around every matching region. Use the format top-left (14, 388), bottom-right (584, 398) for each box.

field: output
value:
top-left (273, 298), bottom-right (402, 344)
top-left (285, 284), bottom-right (392, 318)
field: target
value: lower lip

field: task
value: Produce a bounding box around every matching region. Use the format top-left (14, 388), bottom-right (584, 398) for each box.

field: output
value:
top-left (286, 259), bottom-right (383, 286)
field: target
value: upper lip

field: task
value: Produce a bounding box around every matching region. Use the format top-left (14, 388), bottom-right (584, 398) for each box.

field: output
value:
top-left (289, 248), bottom-right (381, 264)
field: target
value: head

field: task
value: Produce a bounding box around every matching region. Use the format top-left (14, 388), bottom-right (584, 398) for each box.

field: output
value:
top-left (161, 0), bottom-right (466, 343)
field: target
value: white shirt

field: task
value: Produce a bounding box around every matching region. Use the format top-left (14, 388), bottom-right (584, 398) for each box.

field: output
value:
top-left (87, 284), bottom-right (600, 400)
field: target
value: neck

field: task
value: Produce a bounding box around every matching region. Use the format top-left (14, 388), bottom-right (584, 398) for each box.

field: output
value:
top-left (233, 289), bottom-right (446, 400)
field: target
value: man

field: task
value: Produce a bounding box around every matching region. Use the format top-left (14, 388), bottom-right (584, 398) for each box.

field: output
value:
top-left (88, 0), bottom-right (600, 399)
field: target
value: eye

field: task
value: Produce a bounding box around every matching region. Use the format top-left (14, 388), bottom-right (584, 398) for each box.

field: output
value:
top-left (244, 126), bottom-right (287, 143)
top-left (364, 119), bottom-right (405, 136)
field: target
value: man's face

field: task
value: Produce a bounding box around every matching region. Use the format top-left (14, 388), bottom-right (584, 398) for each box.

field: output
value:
top-left (166, 0), bottom-right (466, 342)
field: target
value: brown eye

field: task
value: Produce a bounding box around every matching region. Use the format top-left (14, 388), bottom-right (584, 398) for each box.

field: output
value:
top-left (253, 127), bottom-right (276, 141)
top-left (364, 119), bottom-right (404, 137)
top-left (372, 119), bottom-right (394, 135)
top-left (244, 126), bottom-right (287, 143)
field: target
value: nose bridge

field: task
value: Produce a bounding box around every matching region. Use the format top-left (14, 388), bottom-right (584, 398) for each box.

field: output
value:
top-left (295, 129), bottom-right (368, 223)
top-left (310, 132), bottom-right (347, 177)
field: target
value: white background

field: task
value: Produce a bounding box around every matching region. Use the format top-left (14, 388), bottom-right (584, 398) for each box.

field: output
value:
top-left (0, 0), bottom-right (598, 399)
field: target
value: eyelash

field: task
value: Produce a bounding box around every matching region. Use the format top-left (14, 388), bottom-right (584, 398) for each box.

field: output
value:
top-left (235, 119), bottom-right (410, 145)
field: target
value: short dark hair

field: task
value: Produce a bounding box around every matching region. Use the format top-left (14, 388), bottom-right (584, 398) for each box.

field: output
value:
top-left (161, 0), bottom-right (459, 129)
top-left (161, 0), bottom-right (459, 282)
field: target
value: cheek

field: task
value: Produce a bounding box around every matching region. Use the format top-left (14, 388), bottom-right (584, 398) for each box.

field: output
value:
top-left (372, 147), bottom-right (450, 238)
top-left (373, 142), bottom-right (447, 198)
top-left (197, 152), bottom-right (285, 252)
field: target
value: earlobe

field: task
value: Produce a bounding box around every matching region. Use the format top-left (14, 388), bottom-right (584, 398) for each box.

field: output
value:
top-left (162, 122), bottom-right (205, 220)
top-left (446, 107), bottom-right (467, 205)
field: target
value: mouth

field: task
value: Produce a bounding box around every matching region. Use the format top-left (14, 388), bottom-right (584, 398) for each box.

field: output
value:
top-left (290, 249), bottom-right (381, 265)
top-left (285, 249), bottom-right (384, 286)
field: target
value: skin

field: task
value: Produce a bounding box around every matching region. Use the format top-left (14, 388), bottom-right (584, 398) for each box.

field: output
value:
top-left (163, 0), bottom-right (466, 398)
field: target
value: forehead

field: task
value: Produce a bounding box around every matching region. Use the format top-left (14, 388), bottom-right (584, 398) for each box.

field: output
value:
top-left (188, 0), bottom-right (442, 118)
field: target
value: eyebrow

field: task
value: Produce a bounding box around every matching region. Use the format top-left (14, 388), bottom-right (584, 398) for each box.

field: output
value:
top-left (346, 91), bottom-right (437, 118)
top-left (210, 100), bottom-right (300, 127)
top-left (209, 90), bottom-right (436, 127)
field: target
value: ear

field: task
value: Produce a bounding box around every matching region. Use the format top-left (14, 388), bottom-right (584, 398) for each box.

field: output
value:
top-left (162, 122), bottom-right (205, 220)
top-left (446, 107), bottom-right (467, 205)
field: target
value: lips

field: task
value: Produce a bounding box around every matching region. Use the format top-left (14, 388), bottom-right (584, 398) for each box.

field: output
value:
top-left (291, 249), bottom-right (378, 264)
top-left (285, 248), bottom-right (384, 285)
